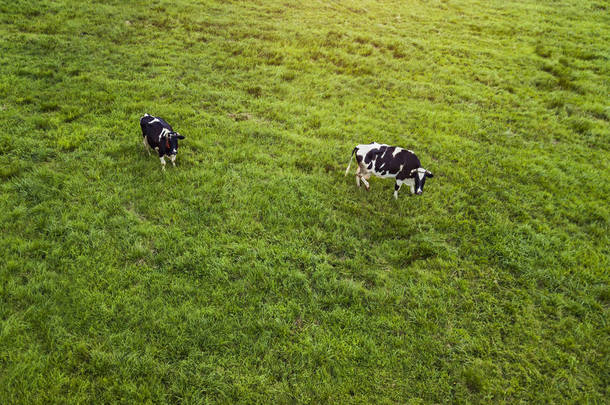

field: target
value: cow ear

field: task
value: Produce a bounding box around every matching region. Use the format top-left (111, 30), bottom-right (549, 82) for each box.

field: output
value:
top-left (177, 135), bottom-right (185, 140)
top-left (426, 171), bottom-right (434, 178)
top-left (409, 168), bottom-right (417, 177)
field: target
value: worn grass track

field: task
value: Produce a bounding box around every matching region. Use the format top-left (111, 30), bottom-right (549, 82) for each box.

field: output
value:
top-left (0, 0), bottom-right (608, 403)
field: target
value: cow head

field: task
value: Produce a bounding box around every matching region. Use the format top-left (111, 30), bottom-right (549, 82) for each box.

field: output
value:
top-left (409, 168), bottom-right (433, 195)
top-left (167, 132), bottom-right (185, 155)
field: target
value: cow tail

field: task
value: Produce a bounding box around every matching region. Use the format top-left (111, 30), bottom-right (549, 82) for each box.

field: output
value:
top-left (345, 147), bottom-right (357, 176)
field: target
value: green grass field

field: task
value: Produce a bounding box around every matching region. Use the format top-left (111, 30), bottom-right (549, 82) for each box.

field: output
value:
top-left (1, 0), bottom-right (608, 402)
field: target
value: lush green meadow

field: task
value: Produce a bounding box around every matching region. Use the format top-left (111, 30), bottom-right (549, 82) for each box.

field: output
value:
top-left (1, 0), bottom-right (608, 402)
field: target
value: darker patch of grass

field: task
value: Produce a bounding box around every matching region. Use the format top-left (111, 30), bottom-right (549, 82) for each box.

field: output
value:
top-left (463, 366), bottom-right (485, 393)
top-left (293, 159), bottom-right (313, 173)
top-left (246, 85), bottom-right (263, 98)
top-left (564, 47), bottom-right (600, 61)
top-left (16, 67), bottom-right (55, 80)
top-left (591, 2), bottom-right (607, 10)
top-left (533, 75), bottom-right (557, 91)
top-left (546, 95), bottom-right (565, 110)
top-left (33, 117), bottom-right (56, 130)
top-left (324, 30), bottom-right (345, 47)
top-left (0, 164), bottom-right (22, 179)
top-left (40, 102), bottom-right (60, 113)
top-left (534, 43), bottom-right (552, 58)
top-left (586, 105), bottom-right (609, 121)
top-left (566, 117), bottom-right (593, 134)
top-left (306, 114), bottom-right (322, 130)
top-left (596, 285), bottom-right (610, 305)
top-left (259, 49), bottom-right (284, 65)
top-left (538, 62), bottom-right (582, 93)
top-left (150, 17), bottom-right (172, 29)
top-left (247, 129), bottom-right (281, 146)
top-left (280, 70), bottom-right (296, 81)
top-left (392, 48), bottom-right (407, 59)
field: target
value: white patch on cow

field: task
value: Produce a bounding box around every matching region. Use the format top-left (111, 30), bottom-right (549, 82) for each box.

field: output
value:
top-left (354, 143), bottom-right (384, 162)
top-left (160, 156), bottom-right (166, 170)
top-left (157, 128), bottom-right (171, 143)
top-left (407, 149), bottom-right (414, 154)
top-left (379, 163), bottom-right (385, 169)
top-left (401, 178), bottom-right (415, 194)
top-left (392, 147), bottom-right (402, 157)
top-left (170, 154), bottom-right (176, 166)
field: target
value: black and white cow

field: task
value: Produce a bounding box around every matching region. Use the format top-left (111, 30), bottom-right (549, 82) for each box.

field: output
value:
top-left (345, 142), bottom-right (434, 199)
top-left (140, 113), bottom-right (185, 170)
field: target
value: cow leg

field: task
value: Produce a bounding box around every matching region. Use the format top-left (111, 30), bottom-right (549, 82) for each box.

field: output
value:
top-left (143, 137), bottom-right (151, 155)
top-left (408, 179), bottom-right (415, 194)
top-left (394, 180), bottom-right (403, 199)
top-left (361, 176), bottom-right (370, 191)
top-left (160, 156), bottom-right (166, 171)
top-left (362, 173), bottom-right (371, 190)
top-left (170, 154), bottom-right (176, 167)
top-left (356, 165), bottom-right (370, 190)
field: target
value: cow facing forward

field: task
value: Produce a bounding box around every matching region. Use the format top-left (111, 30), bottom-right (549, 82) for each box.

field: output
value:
top-left (345, 142), bottom-right (433, 199)
top-left (140, 113), bottom-right (185, 170)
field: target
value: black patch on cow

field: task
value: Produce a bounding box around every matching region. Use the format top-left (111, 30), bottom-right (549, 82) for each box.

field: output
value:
top-left (364, 146), bottom-right (382, 165)
top-left (362, 146), bottom-right (421, 180)
top-left (412, 170), bottom-right (434, 194)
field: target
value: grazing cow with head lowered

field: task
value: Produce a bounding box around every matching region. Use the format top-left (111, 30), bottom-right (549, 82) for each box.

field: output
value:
top-left (345, 142), bottom-right (433, 199)
top-left (140, 113), bottom-right (185, 170)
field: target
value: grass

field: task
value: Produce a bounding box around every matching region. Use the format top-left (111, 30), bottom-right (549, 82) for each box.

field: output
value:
top-left (0, 0), bottom-right (608, 402)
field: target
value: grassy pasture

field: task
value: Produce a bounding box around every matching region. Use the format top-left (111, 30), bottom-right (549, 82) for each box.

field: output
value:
top-left (0, 0), bottom-right (608, 402)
